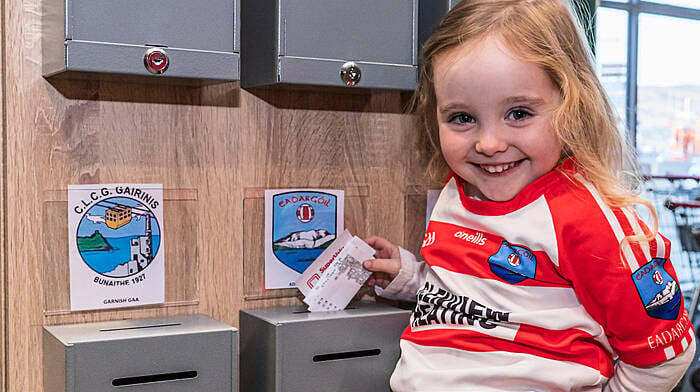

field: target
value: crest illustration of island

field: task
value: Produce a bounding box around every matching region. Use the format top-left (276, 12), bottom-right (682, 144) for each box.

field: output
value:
top-left (76, 197), bottom-right (160, 278)
top-left (645, 280), bottom-right (682, 319)
top-left (273, 229), bottom-right (335, 273)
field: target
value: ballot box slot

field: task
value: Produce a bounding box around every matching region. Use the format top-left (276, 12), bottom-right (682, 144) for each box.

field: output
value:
top-left (112, 370), bottom-right (198, 386)
top-left (312, 349), bottom-right (381, 362)
top-left (99, 322), bottom-right (181, 332)
top-left (293, 305), bottom-right (358, 314)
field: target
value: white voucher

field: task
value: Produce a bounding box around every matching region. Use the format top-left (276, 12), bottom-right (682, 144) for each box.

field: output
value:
top-left (302, 235), bottom-right (376, 312)
top-left (296, 229), bottom-right (353, 297)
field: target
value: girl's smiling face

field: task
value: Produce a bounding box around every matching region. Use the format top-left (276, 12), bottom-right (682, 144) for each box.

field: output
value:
top-left (434, 36), bottom-right (563, 202)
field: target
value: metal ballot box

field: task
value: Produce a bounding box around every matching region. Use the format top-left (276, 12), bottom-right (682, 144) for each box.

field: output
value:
top-left (43, 0), bottom-right (239, 81)
top-left (239, 301), bottom-right (410, 392)
top-left (43, 314), bottom-right (238, 392)
top-left (241, 0), bottom-right (418, 90)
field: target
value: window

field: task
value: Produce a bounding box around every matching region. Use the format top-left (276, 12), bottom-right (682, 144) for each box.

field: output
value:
top-left (638, 14), bottom-right (700, 174)
top-left (596, 1), bottom-right (700, 176)
top-left (597, 2), bottom-right (700, 293)
top-left (652, 0), bottom-right (699, 9)
top-left (596, 7), bottom-right (628, 134)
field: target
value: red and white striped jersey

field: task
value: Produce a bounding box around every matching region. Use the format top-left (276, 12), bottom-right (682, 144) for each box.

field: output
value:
top-left (390, 162), bottom-right (694, 391)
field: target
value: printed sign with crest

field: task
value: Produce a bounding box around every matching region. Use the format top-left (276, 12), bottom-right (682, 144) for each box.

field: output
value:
top-left (68, 184), bottom-right (164, 311)
top-left (264, 189), bottom-right (344, 289)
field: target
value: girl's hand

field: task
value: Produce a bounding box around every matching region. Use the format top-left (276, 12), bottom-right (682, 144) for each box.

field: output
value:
top-left (362, 236), bottom-right (401, 289)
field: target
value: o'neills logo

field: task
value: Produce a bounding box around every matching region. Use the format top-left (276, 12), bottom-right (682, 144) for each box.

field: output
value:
top-left (423, 232), bottom-right (436, 247)
top-left (454, 230), bottom-right (486, 246)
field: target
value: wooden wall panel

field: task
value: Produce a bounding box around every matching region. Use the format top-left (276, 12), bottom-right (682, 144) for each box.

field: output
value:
top-left (2, 1), bottom-right (429, 391)
top-left (5, 0), bottom-right (41, 388)
top-left (1, 0), bottom-right (6, 386)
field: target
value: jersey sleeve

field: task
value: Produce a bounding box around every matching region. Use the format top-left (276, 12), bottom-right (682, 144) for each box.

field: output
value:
top-left (555, 192), bottom-right (694, 367)
top-left (604, 338), bottom-right (695, 392)
top-left (376, 247), bottom-right (429, 302)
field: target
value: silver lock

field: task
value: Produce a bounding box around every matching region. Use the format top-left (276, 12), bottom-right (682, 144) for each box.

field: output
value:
top-left (340, 61), bottom-right (361, 86)
top-left (144, 48), bottom-right (169, 74)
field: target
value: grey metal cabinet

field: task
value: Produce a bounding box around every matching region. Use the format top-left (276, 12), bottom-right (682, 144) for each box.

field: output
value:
top-left (241, 0), bottom-right (418, 90)
top-left (43, 314), bottom-right (238, 392)
top-left (43, 0), bottom-right (240, 81)
top-left (239, 301), bottom-right (410, 392)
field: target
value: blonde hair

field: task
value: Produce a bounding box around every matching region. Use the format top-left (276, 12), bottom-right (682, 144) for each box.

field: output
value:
top-left (413, 0), bottom-right (657, 238)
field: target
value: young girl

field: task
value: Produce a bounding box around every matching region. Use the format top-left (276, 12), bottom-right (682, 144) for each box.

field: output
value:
top-left (363, 0), bottom-right (696, 390)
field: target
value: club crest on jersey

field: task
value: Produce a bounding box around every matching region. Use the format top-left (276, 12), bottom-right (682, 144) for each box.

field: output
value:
top-left (488, 241), bottom-right (536, 284)
top-left (632, 258), bottom-right (681, 320)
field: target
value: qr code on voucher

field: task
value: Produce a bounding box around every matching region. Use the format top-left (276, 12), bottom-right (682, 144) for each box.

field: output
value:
top-left (336, 254), bottom-right (372, 285)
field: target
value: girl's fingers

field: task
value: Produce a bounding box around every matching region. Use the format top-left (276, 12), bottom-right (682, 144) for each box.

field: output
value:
top-left (365, 236), bottom-right (400, 259)
top-left (363, 258), bottom-right (401, 276)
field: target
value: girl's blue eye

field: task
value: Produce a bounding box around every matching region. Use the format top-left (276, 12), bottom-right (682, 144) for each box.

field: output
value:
top-left (448, 113), bottom-right (475, 124)
top-left (506, 109), bottom-right (532, 121)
